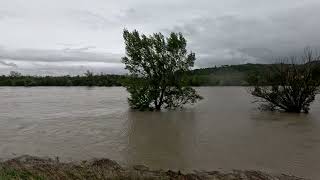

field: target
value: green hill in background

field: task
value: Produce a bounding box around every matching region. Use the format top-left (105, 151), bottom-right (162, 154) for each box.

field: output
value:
top-left (187, 62), bottom-right (320, 86)
top-left (186, 64), bottom-right (272, 86)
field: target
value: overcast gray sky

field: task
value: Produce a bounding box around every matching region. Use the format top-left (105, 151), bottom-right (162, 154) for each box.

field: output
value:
top-left (0, 0), bottom-right (320, 75)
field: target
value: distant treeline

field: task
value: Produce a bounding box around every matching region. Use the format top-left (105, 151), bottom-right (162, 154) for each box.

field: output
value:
top-left (187, 62), bottom-right (320, 86)
top-left (0, 71), bottom-right (126, 87)
top-left (2, 63), bottom-right (320, 86)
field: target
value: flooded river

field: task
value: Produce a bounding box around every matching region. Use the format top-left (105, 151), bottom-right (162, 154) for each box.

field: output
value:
top-left (0, 87), bottom-right (319, 178)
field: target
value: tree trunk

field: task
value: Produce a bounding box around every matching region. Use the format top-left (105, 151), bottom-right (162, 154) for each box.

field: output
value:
top-left (155, 104), bottom-right (161, 111)
top-left (156, 86), bottom-right (166, 111)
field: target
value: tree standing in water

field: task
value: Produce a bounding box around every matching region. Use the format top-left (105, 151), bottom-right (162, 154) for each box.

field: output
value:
top-left (122, 29), bottom-right (203, 111)
top-left (250, 48), bottom-right (320, 113)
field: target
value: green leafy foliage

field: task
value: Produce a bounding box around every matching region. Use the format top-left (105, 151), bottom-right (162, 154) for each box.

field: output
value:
top-left (122, 29), bottom-right (203, 110)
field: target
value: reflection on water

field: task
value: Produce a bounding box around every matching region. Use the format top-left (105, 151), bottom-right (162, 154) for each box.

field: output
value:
top-left (124, 110), bottom-right (197, 170)
top-left (0, 87), bottom-right (319, 178)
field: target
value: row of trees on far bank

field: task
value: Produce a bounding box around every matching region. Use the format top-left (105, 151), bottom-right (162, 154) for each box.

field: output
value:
top-left (0, 65), bottom-right (282, 87)
top-left (0, 71), bottom-right (125, 86)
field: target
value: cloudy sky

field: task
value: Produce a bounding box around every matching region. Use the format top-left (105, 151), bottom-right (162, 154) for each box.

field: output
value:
top-left (0, 0), bottom-right (320, 75)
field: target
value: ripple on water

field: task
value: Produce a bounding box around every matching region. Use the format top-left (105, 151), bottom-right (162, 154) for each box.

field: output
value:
top-left (0, 87), bottom-right (319, 179)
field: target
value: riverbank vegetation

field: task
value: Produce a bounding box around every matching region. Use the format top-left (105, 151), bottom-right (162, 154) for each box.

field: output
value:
top-left (0, 155), bottom-right (307, 180)
top-left (250, 48), bottom-right (320, 113)
top-left (1, 62), bottom-right (320, 87)
top-left (0, 71), bottom-right (126, 87)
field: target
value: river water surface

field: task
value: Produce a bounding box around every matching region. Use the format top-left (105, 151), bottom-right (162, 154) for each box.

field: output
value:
top-left (0, 87), bottom-right (319, 179)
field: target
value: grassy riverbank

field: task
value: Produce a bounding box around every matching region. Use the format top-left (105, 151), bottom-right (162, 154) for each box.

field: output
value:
top-left (0, 155), bottom-right (307, 180)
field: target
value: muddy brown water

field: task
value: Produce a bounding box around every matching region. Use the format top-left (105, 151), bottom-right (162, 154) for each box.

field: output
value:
top-left (0, 87), bottom-right (319, 179)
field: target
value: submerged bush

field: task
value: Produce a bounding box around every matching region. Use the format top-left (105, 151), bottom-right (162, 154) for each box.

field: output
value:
top-left (250, 48), bottom-right (320, 113)
top-left (122, 29), bottom-right (202, 111)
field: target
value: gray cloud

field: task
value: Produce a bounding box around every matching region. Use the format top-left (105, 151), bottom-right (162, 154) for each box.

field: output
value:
top-left (0, 60), bottom-right (17, 67)
top-left (0, 0), bottom-right (320, 74)
top-left (0, 10), bottom-right (13, 20)
top-left (62, 46), bottom-right (97, 52)
top-left (67, 10), bottom-right (115, 30)
top-left (0, 65), bottom-right (126, 76)
top-left (0, 46), bottom-right (126, 75)
top-left (163, 2), bottom-right (320, 66)
top-left (0, 47), bottom-right (122, 63)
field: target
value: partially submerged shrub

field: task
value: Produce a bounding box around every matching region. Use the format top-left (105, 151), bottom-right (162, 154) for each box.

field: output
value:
top-left (122, 29), bottom-right (202, 111)
top-left (250, 48), bottom-right (320, 113)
